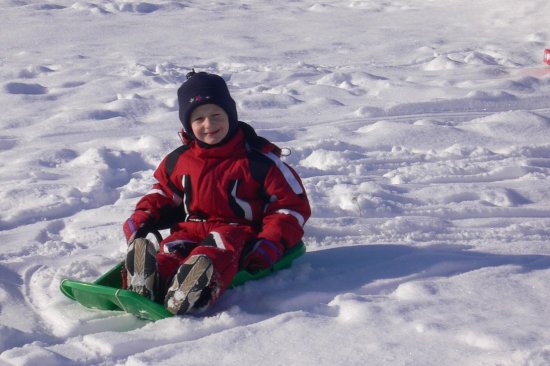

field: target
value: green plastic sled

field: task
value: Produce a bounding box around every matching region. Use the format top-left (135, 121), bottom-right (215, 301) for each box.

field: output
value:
top-left (60, 241), bottom-right (305, 321)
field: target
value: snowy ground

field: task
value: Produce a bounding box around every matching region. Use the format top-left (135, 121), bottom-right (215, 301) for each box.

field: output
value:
top-left (2, 0), bottom-right (550, 365)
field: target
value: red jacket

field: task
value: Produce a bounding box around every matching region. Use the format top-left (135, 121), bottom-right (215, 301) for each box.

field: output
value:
top-left (134, 122), bottom-right (310, 248)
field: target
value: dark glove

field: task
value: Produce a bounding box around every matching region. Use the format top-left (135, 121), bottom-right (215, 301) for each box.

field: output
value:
top-left (123, 210), bottom-right (153, 244)
top-left (162, 239), bottom-right (198, 257)
top-left (243, 239), bottom-right (285, 271)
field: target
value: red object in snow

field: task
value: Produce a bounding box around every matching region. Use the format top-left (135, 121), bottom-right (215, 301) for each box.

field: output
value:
top-left (545, 49), bottom-right (550, 66)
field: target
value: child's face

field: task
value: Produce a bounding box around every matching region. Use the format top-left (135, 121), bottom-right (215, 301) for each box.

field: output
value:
top-left (190, 104), bottom-right (230, 145)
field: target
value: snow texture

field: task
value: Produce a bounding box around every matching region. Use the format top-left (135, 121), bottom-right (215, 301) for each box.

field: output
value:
top-left (2, 0), bottom-right (550, 365)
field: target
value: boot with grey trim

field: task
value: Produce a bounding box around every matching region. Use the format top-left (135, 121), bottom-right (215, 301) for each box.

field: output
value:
top-left (126, 238), bottom-right (158, 301)
top-left (164, 254), bottom-right (215, 315)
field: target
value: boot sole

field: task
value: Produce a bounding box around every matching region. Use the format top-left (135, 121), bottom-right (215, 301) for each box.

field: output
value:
top-left (165, 255), bottom-right (214, 315)
top-left (126, 238), bottom-right (157, 301)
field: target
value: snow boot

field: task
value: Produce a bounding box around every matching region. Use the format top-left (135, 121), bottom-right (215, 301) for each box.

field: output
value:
top-left (126, 238), bottom-right (158, 301)
top-left (164, 254), bottom-right (215, 315)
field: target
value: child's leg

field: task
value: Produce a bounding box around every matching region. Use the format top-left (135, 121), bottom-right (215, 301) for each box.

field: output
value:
top-left (164, 224), bottom-right (257, 315)
top-left (193, 223), bottom-right (258, 291)
top-left (156, 229), bottom-right (202, 295)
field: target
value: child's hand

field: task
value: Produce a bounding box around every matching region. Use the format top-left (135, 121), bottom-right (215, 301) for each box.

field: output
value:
top-left (243, 239), bottom-right (285, 271)
top-left (123, 210), bottom-right (153, 244)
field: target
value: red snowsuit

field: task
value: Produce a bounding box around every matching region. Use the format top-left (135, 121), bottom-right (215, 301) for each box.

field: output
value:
top-left (132, 122), bottom-right (311, 301)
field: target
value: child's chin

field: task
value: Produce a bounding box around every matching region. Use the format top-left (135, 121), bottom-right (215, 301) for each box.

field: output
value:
top-left (201, 133), bottom-right (228, 145)
top-left (201, 137), bottom-right (222, 145)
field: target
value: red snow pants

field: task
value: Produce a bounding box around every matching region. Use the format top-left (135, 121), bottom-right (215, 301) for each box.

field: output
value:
top-left (156, 222), bottom-right (257, 300)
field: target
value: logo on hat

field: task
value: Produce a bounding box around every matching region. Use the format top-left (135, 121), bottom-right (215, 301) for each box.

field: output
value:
top-left (189, 95), bottom-right (211, 103)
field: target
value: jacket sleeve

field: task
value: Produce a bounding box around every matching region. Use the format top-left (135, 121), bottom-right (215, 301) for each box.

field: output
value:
top-left (133, 155), bottom-right (184, 225)
top-left (258, 158), bottom-right (311, 248)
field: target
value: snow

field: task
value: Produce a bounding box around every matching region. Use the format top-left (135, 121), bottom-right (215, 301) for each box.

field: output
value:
top-left (1, 0), bottom-right (550, 364)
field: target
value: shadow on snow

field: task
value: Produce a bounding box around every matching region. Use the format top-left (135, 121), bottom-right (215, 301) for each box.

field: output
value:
top-left (220, 243), bottom-right (550, 314)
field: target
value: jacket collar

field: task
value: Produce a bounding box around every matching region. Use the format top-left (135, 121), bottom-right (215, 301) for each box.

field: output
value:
top-left (190, 128), bottom-right (246, 159)
top-left (183, 121), bottom-right (282, 159)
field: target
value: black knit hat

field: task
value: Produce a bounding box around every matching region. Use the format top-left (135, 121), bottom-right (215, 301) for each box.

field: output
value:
top-left (177, 71), bottom-right (238, 141)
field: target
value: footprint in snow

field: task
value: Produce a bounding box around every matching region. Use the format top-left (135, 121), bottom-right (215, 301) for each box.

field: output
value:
top-left (17, 65), bottom-right (55, 79)
top-left (4, 82), bottom-right (48, 95)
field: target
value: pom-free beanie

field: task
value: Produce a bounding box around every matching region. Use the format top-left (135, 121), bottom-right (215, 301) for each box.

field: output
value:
top-left (177, 71), bottom-right (238, 141)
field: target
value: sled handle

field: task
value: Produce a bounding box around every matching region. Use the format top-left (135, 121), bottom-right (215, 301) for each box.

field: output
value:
top-left (151, 230), bottom-right (163, 244)
top-left (134, 229), bottom-right (163, 245)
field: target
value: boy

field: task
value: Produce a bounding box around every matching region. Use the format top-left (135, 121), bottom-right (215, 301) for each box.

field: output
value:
top-left (123, 71), bottom-right (311, 315)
